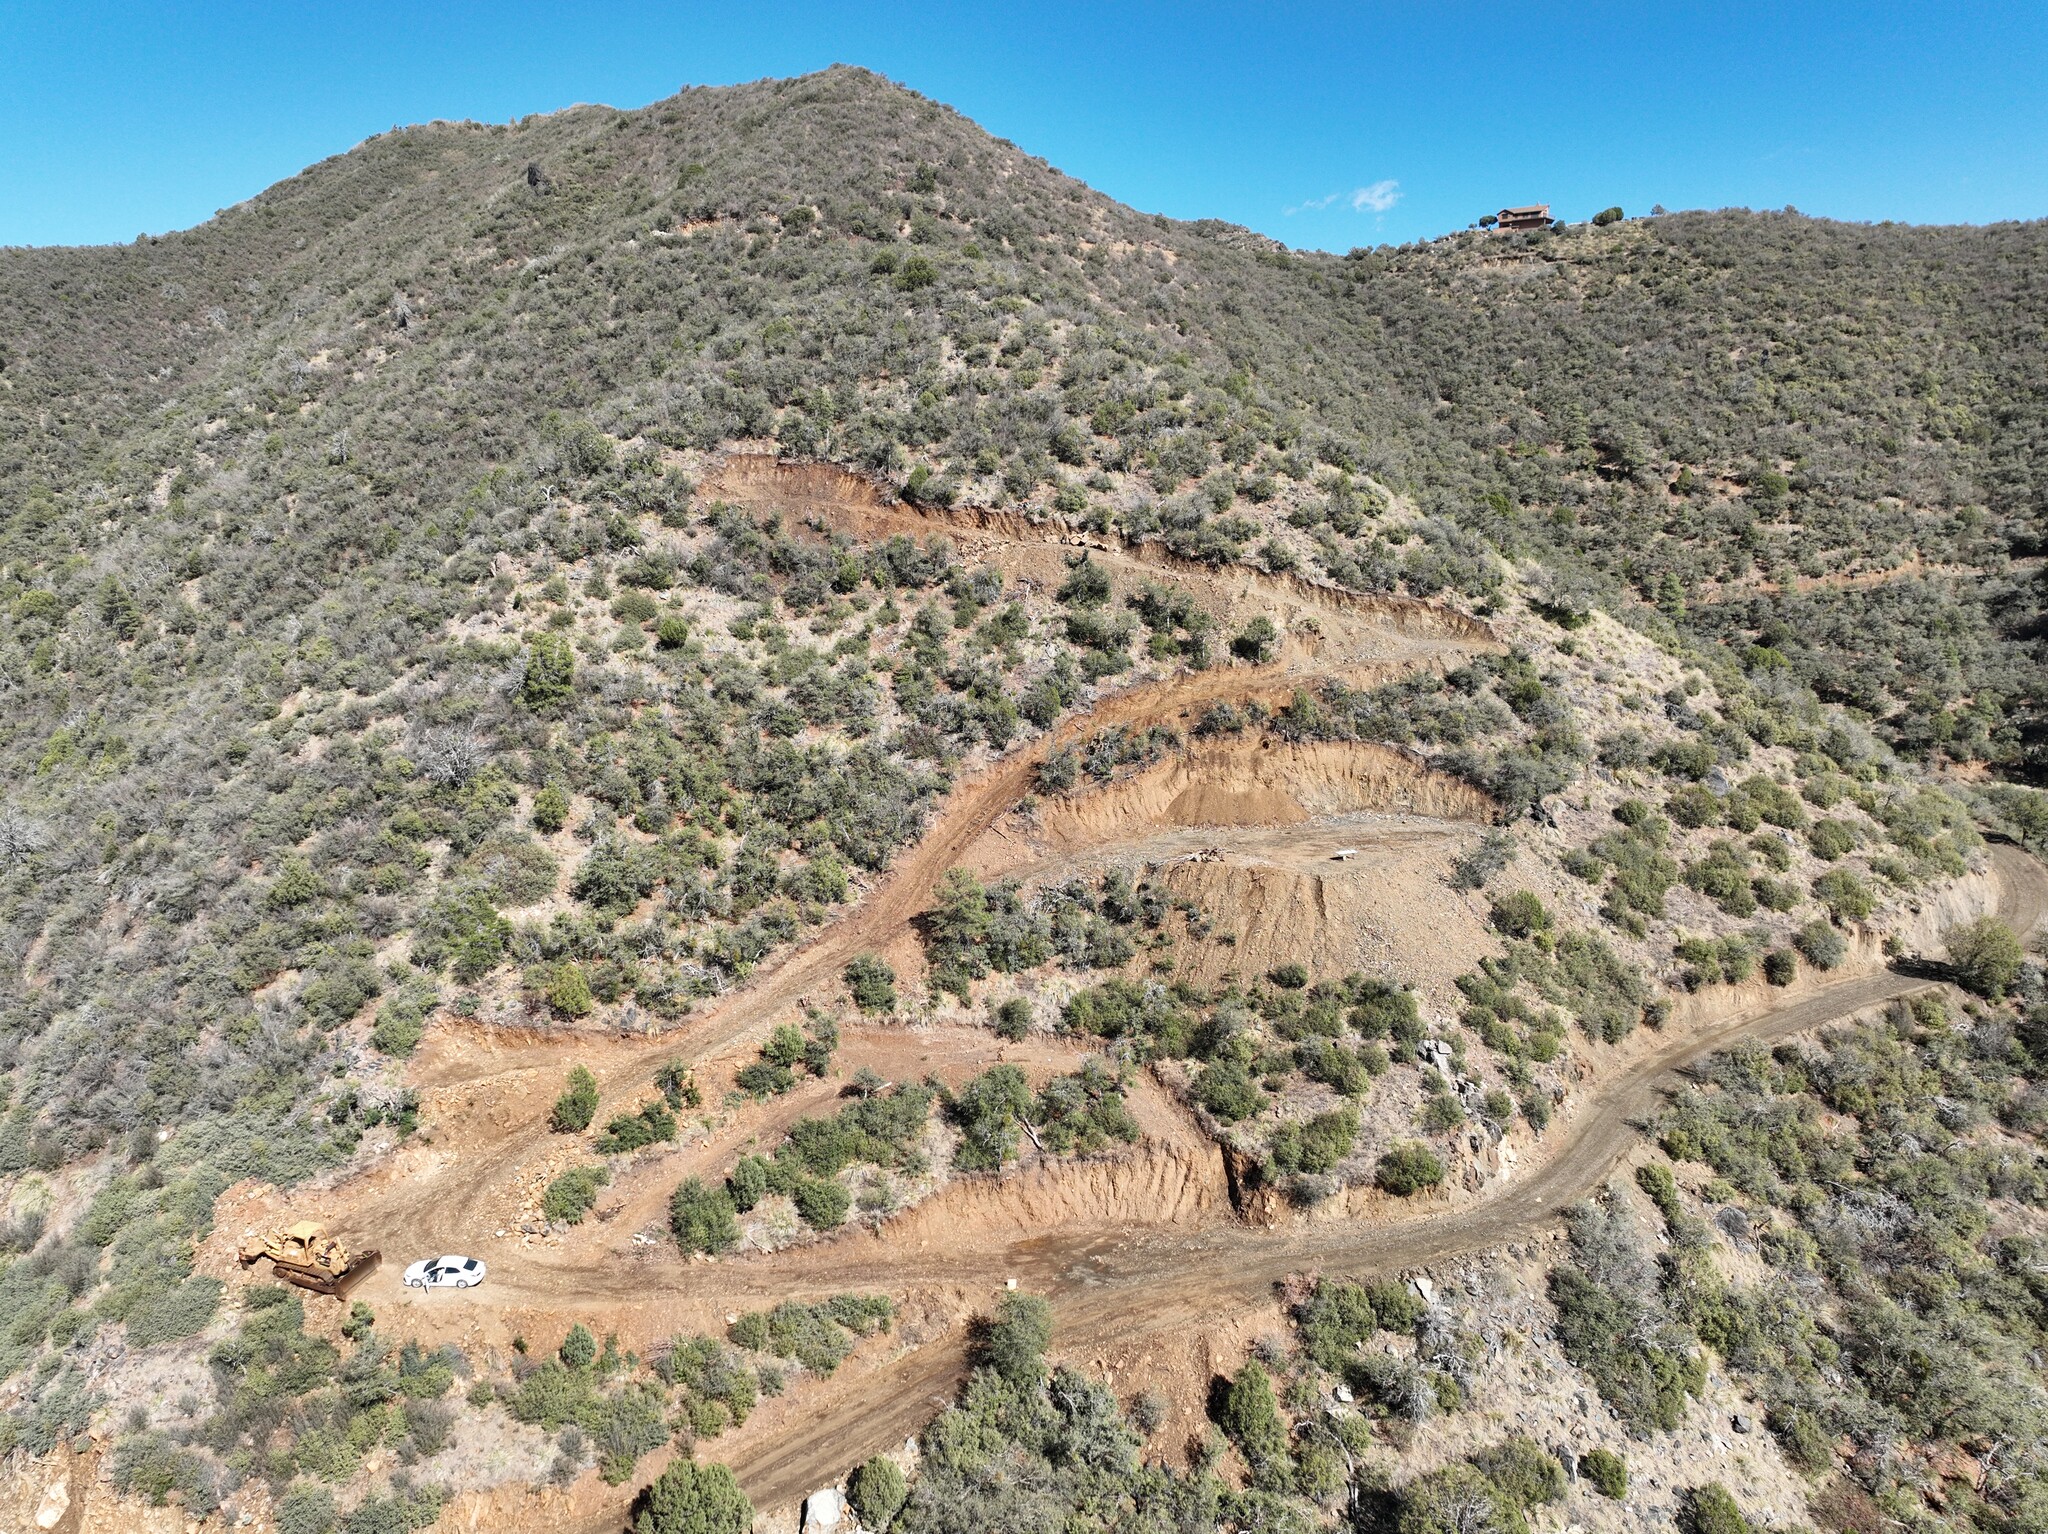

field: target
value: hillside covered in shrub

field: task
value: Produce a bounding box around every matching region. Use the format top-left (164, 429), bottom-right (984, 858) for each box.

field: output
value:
top-left (1, 61), bottom-right (2045, 1533)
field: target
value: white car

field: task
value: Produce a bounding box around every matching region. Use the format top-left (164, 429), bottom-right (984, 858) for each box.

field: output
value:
top-left (402, 1255), bottom-right (486, 1290)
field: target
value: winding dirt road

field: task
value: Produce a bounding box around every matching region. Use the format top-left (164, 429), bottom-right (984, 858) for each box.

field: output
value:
top-left (708, 843), bottom-right (2046, 1516)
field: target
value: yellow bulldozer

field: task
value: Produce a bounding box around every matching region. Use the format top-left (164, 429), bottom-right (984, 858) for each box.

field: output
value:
top-left (238, 1220), bottom-right (381, 1298)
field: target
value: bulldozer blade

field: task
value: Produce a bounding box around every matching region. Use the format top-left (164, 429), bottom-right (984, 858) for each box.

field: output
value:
top-left (265, 1248), bottom-right (382, 1299)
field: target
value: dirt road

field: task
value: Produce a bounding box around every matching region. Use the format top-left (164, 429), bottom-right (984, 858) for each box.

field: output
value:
top-left (713, 845), bottom-right (2045, 1513)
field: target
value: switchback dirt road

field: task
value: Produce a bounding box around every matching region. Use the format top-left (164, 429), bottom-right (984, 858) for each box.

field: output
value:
top-left (342, 569), bottom-right (1495, 1283)
top-left (300, 458), bottom-right (2047, 1529)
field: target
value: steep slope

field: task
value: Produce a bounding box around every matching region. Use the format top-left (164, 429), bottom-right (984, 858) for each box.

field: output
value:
top-left (1, 63), bottom-right (2046, 1534)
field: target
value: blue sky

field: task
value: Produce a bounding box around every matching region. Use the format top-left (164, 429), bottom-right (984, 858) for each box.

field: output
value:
top-left (4, 1), bottom-right (2045, 250)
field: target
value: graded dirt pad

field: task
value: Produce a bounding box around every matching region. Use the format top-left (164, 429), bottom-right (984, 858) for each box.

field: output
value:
top-left (959, 733), bottom-right (1501, 1001)
top-left (1153, 842), bottom-right (1498, 1001)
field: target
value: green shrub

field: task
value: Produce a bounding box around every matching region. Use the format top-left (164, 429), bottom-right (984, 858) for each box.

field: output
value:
top-left (595, 1099), bottom-right (678, 1153)
top-left (416, 887), bottom-right (512, 982)
top-left (1217, 1360), bottom-right (1289, 1476)
top-left (792, 1178), bottom-right (851, 1229)
top-left (1396, 1463), bottom-right (1523, 1534)
top-left (1664, 784), bottom-right (1720, 831)
top-left (1657, 740), bottom-right (1716, 781)
top-left (629, 1459), bottom-right (752, 1534)
top-left (370, 983), bottom-right (436, 1057)
top-left (843, 954), bottom-right (897, 1013)
top-left (1767, 1404), bottom-right (1833, 1470)
top-left (1812, 868), bottom-right (1872, 921)
top-left (1469, 1434), bottom-right (1565, 1510)
top-left (1806, 819), bottom-right (1858, 860)
top-left (1420, 1093), bottom-right (1466, 1133)
top-left (1762, 948), bottom-right (1797, 986)
top-left (545, 962), bottom-right (596, 1019)
top-left (559, 1322), bottom-right (597, 1368)
top-left (1268, 1107), bottom-right (1358, 1175)
top-left (1793, 919), bottom-right (1846, 971)
top-left (726, 1155), bottom-right (774, 1213)
top-left (1945, 916), bottom-right (2024, 998)
top-left (542, 1165), bottom-right (608, 1224)
top-left (669, 1179), bottom-right (738, 1254)
top-left (1634, 1161), bottom-right (1681, 1223)
top-left (1197, 1061), bottom-right (1267, 1124)
top-left (1580, 1446), bottom-right (1628, 1498)
top-left (550, 1065), bottom-right (600, 1132)
top-left (276, 1484), bottom-right (339, 1534)
top-left (993, 996), bottom-right (1031, 1040)
top-left (461, 833), bottom-right (559, 905)
top-left (611, 590), bottom-right (658, 624)
top-left (1375, 1141), bottom-right (1444, 1196)
top-left (268, 855), bottom-right (324, 909)
top-left (1490, 891), bottom-right (1551, 938)
top-left (981, 1292), bottom-right (1053, 1384)
top-left (572, 839), bottom-right (655, 916)
top-left (847, 1456), bottom-right (907, 1531)
top-left (1677, 1483), bottom-right (1753, 1534)
top-left (532, 783), bottom-right (571, 833)
top-left (734, 1059), bottom-right (795, 1097)
top-left (1294, 1280), bottom-right (1380, 1370)
top-left (946, 1064), bottom-right (1034, 1169)
top-left (521, 632), bottom-right (577, 710)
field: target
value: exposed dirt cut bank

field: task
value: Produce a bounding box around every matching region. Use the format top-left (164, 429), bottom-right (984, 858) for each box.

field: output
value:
top-left (1029, 736), bottom-right (1495, 850)
top-left (703, 454), bottom-right (1497, 672)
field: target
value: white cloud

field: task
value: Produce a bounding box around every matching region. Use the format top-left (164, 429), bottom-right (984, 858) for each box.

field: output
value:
top-left (1350, 179), bottom-right (1401, 213)
top-left (1284, 180), bottom-right (1402, 217)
